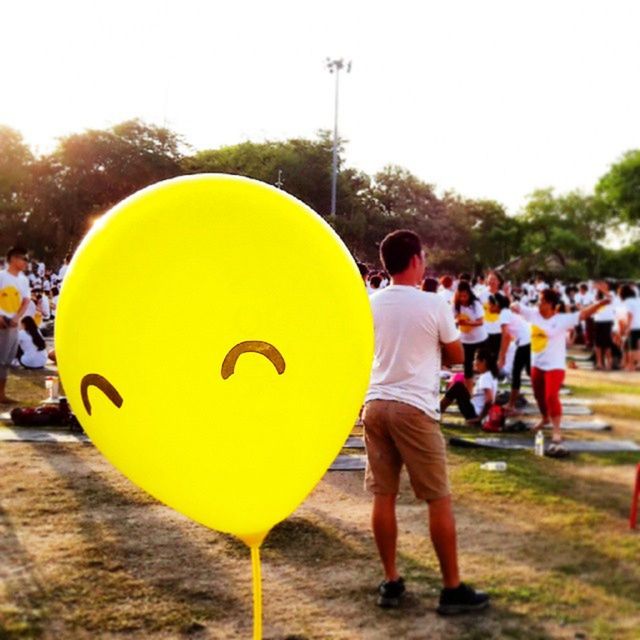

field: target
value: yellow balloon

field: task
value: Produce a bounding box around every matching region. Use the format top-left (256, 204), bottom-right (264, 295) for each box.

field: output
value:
top-left (56, 174), bottom-right (374, 547)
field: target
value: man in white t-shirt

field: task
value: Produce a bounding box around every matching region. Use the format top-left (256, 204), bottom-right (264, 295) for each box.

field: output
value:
top-left (363, 230), bottom-right (489, 614)
top-left (0, 247), bottom-right (31, 403)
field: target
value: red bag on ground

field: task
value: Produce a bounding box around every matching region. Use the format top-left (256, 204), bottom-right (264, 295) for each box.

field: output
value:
top-left (482, 404), bottom-right (506, 432)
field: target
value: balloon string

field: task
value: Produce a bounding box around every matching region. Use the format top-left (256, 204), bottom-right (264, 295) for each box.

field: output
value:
top-left (251, 544), bottom-right (262, 640)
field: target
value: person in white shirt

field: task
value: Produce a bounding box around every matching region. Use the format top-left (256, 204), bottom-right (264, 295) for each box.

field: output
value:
top-left (368, 274), bottom-right (383, 296)
top-left (453, 281), bottom-right (488, 391)
top-left (0, 247), bottom-right (31, 403)
top-left (17, 316), bottom-right (47, 369)
top-left (364, 229), bottom-right (489, 613)
top-left (512, 287), bottom-right (610, 456)
top-left (592, 280), bottom-right (615, 370)
top-left (438, 275), bottom-right (455, 306)
top-left (620, 284), bottom-right (640, 370)
top-left (440, 348), bottom-right (498, 424)
top-left (58, 253), bottom-right (72, 281)
top-left (478, 272), bottom-right (508, 362)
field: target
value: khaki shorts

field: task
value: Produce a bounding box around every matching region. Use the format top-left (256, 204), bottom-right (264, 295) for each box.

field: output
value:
top-left (363, 400), bottom-right (450, 502)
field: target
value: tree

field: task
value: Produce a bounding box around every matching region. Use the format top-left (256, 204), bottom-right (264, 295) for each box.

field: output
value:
top-left (29, 120), bottom-right (184, 259)
top-left (462, 199), bottom-right (522, 273)
top-left (183, 131), bottom-right (353, 218)
top-left (0, 126), bottom-right (34, 245)
top-left (596, 149), bottom-right (640, 224)
top-left (519, 189), bottom-right (611, 278)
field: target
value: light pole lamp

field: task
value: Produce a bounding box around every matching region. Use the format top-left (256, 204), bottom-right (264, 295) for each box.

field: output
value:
top-left (326, 58), bottom-right (351, 216)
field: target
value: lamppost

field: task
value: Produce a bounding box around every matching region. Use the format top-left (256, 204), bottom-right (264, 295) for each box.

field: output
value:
top-left (326, 58), bottom-right (351, 216)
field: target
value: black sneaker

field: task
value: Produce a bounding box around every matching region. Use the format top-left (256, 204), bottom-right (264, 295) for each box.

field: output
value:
top-left (377, 577), bottom-right (405, 608)
top-left (437, 582), bottom-right (490, 615)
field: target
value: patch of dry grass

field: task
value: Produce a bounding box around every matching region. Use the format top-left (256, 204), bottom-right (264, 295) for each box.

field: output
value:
top-left (1, 368), bottom-right (639, 639)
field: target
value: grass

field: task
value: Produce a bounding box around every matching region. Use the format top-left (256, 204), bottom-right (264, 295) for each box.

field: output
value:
top-left (1, 368), bottom-right (639, 639)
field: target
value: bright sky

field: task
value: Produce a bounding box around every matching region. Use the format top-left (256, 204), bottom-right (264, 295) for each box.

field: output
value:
top-left (3, 0), bottom-right (640, 214)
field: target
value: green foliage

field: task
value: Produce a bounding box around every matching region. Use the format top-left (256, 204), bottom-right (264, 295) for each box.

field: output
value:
top-left (0, 126), bottom-right (34, 242)
top-left (0, 121), bottom-right (638, 276)
top-left (518, 188), bottom-right (613, 278)
top-left (596, 149), bottom-right (640, 223)
top-left (183, 131), bottom-right (339, 217)
top-left (12, 120), bottom-right (184, 260)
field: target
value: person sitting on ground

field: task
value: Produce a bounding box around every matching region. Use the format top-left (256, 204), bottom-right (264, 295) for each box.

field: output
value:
top-left (16, 316), bottom-right (47, 369)
top-left (511, 287), bottom-right (611, 457)
top-left (440, 348), bottom-right (498, 425)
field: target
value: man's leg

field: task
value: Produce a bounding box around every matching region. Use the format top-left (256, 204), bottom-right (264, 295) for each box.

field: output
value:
top-left (372, 494), bottom-right (400, 581)
top-left (428, 495), bottom-right (460, 588)
top-left (0, 328), bottom-right (18, 403)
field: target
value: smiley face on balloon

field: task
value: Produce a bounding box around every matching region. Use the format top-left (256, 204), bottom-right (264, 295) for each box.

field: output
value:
top-left (55, 174), bottom-right (374, 547)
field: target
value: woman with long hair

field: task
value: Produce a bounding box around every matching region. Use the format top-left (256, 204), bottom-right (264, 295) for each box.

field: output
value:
top-left (17, 316), bottom-right (47, 369)
top-left (440, 348), bottom-right (499, 426)
top-left (453, 281), bottom-right (487, 391)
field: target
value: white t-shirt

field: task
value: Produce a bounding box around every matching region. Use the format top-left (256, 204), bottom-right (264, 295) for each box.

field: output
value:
top-left (0, 270), bottom-right (31, 319)
top-left (456, 300), bottom-right (488, 344)
top-left (518, 307), bottom-right (580, 370)
top-left (594, 296), bottom-right (615, 322)
top-left (366, 285), bottom-right (459, 420)
top-left (18, 330), bottom-right (47, 368)
top-left (438, 288), bottom-right (454, 305)
top-left (40, 295), bottom-right (50, 320)
top-left (471, 371), bottom-right (498, 416)
top-left (506, 312), bottom-right (531, 346)
top-left (58, 263), bottom-right (69, 280)
top-left (479, 290), bottom-right (503, 335)
top-left (624, 297), bottom-right (640, 331)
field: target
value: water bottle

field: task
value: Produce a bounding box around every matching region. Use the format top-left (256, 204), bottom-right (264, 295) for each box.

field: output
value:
top-left (534, 431), bottom-right (545, 457)
top-left (480, 461), bottom-right (507, 471)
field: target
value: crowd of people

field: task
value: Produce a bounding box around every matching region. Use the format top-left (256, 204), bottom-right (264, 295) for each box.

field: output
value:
top-left (359, 231), bottom-right (638, 612)
top-left (0, 247), bottom-right (70, 402)
top-left (360, 260), bottom-right (640, 455)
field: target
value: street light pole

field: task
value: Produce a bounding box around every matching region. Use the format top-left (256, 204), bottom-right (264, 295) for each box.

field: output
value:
top-left (326, 58), bottom-right (351, 216)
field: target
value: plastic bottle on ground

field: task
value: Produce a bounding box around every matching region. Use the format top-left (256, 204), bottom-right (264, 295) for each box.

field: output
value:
top-left (534, 430), bottom-right (545, 457)
top-left (480, 461), bottom-right (507, 471)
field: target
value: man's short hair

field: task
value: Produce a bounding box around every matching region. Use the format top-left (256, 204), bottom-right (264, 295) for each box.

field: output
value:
top-left (6, 246), bottom-right (28, 262)
top-left (379, 230), bottom-right (422, 275)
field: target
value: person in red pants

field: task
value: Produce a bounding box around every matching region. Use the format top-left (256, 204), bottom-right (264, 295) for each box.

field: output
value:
top-left (511, 287), bottom-right (610, 457)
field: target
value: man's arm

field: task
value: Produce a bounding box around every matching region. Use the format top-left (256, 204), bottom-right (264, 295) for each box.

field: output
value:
top-left (442, 339), bottom-right (464, 366)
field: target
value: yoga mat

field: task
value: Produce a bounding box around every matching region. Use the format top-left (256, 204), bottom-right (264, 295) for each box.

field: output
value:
top-left (0, 427), bottom-right (89, 443)
top-left (449, 436), bottom-right (640, 453)
top-left (447, 404), bottom-right (592, 416)
top-left (441, 420), bottom-right (611, 432)
top-left (330, 455), bottom-right (366, 471)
